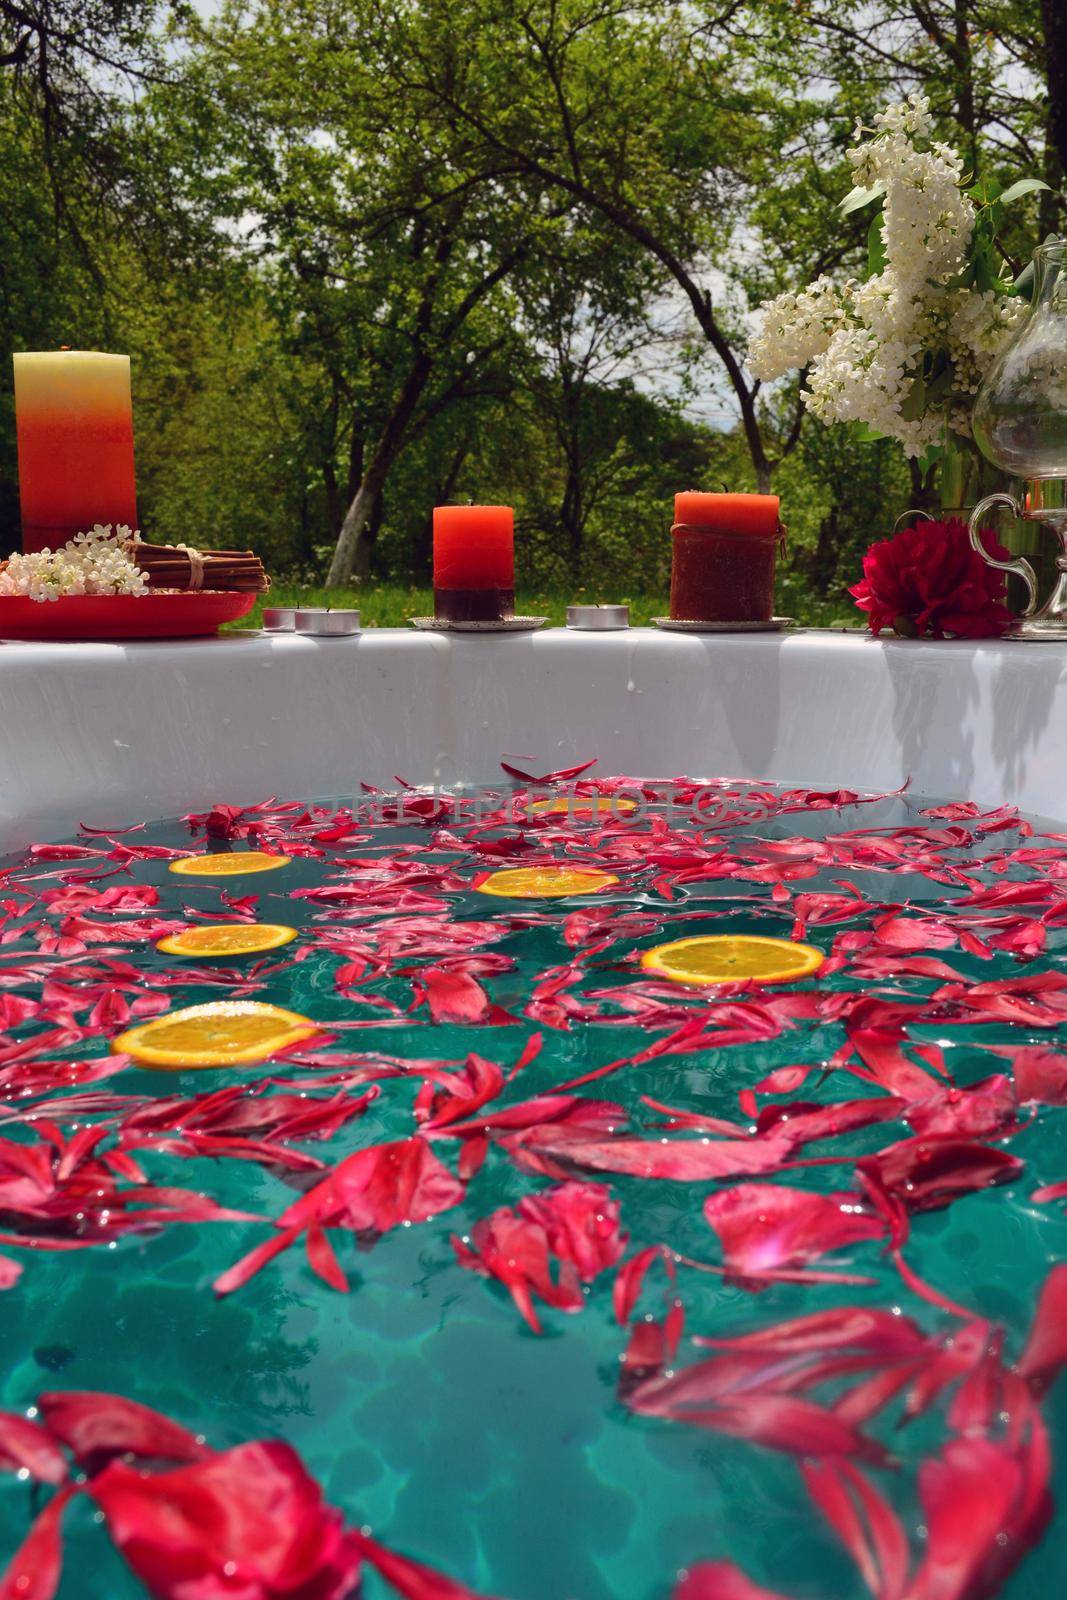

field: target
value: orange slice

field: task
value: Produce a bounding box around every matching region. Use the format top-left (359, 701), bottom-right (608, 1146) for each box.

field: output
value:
top-left (156, 924), bottom-right (298, 958)
top-left (476, 866), bottom-right (619, 898)
top-left (169, 852), bottom-right (291, 878)
top-left (113, 1001), bottom-right (318, 1070)
top-left (529, 797), bottom-right (638, 816)
top-left (641, 934), bottom-right (825, 987)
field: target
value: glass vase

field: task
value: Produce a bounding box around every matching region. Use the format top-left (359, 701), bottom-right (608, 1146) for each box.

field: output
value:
top-left (937, 431), bottom-right (1051, 617)
top-left (968, 241), bottom-right (1067, 638)
top-left (936, 431), bottom-right (1004, 517)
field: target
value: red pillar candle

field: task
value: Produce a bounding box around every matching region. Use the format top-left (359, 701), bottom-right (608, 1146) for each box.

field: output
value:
top-left (670, 491), bottom-right (781, 622)
top-left (13, 351), bottom-right (138, 553)
top-left (433, 505), bottom-right (515, 622)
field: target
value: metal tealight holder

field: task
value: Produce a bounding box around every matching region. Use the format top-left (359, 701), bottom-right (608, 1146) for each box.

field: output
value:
top-left (565, 604), bottom-right (630, 631)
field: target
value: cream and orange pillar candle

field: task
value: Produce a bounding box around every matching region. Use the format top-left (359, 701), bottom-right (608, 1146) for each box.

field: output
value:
top-left (13, 350), bottom-right (138, 553)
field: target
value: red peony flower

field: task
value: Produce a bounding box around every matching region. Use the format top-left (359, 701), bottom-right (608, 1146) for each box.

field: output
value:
top-left (90, 1440), bottom-right (362, 1600)
top-left (849, 518), bottom-right (1013, 639)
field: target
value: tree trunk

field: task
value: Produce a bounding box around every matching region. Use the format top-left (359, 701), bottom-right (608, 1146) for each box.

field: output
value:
top-left (323, 459), bottom-right (342, 542)
top-left (1039, 132), bottom-right (1063, 239)
top-left (560, 424), bottom-right (583, 572)
top-left (811, 508), bottom-right (838, 592)
top-left (350, 492), bottom-right (383, 581)
top-left (326, 355), bottom-right (432, 585)
top-left (327, 468), bottom-right (386, 586)
top-left (1043, 0), bottom-right (1067, 179)
top-left (418, 442), bottom-right (470, 575)
top-left (952, 1), bottom-right (977, 174)
top-left (325, 424), bottom-right (363, 542)
top-left (324, 211), bottom-right (523, 586)
top-left (297, 486), bottom-right (312, 567)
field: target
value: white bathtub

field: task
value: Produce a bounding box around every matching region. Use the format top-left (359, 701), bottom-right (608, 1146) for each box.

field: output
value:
top-left (2, 628), bottom-right (1067, 851)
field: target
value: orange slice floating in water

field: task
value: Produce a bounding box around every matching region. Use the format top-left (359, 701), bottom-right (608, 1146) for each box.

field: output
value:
top-left (113, 1001), bottom-right (318, 1070)
top-left (641, 934), bottom-right (825, 987)
top-left (476, 866), bottom-right (620, 898)
top-left (529, 797), bottom-right (638, 816)
top-left (169, 852), bottom-right (291, 878)
top-left (156, 924), bottom-right (298, 958)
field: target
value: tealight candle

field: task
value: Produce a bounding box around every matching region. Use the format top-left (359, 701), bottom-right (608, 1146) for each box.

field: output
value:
top-left (433, 505), bottom-right (514, 623)
top-left (670, 491), bottom-right (781, 622)
top-left (566, 604), bottom-right (630, 630)
top-left (261, 607), bottom-right (298, 631)
top-left (13, 351), bottom-right (138, 554)
top-left (293, 608), bottom-right (361, 636)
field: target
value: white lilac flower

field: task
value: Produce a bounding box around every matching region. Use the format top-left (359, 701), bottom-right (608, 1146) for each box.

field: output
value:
top-left (0, 525), bottom-right (148, 602)
top-left (746, 93), bottom-right (1019, 456)
top-left (747, 276), bottom-right (852, 381)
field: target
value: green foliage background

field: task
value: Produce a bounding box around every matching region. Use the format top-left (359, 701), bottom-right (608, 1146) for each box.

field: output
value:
top-left (0, 0), bottom-right (1061, 622)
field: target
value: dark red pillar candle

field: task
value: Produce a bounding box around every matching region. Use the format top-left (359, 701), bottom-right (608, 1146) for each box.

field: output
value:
top-left (433, 505), bottom-right (515, 622)
top-left (669, 492), bottom-right (781, 622)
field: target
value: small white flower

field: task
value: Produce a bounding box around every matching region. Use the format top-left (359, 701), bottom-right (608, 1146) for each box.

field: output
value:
top-left (748, 276), bottom-right (852, 381)
top-left (0, 526), bottom-right (147, 602)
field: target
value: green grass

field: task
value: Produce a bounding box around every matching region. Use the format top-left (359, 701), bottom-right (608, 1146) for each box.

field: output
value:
top-left (229, 579), bottom-right (861, 632)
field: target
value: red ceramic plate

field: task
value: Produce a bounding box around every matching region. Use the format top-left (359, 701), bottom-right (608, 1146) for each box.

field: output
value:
top-left (0, 591), bottom-right (256, 641)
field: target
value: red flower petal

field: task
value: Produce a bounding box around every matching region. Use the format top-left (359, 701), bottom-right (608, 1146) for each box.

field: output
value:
top-left (1008, 1046), bottom-right (1067, 1105)
top-left (453, 1182), bottom-right (624, 1332)
top-left (630, 1383), bottom-right (885, 1462)
top-left (91, 1441), bottom-right (362, 1600)
top-left (0, 1483), bottom-right (75, 1600)
top-left (856, 1135), bottom-right (1024, 1215)
top-left (37, 1392), bottom-right (207, 1476)
top-left (419, 968), bottom-right (491, 1026)
top-left (909, 1429), bottom-right (1051, 1600)
top-left (500, 758), bottom-right (597, 784)
top-left (216, 1138), bottom-right (465, 1296)
top-left (703, 1184), bottom-right (884, 1284)
top-left (801, 1459), bottom-right (908, 1600)
top-left (1016, 1265), bottom-right (1067, 1397)
top-left (904, 1076), bottom-right (1016, 1140)
top-left (502, 1130), bottom-right (794, 1183)
top-left (0, 1412), bottom-right (68, 1484)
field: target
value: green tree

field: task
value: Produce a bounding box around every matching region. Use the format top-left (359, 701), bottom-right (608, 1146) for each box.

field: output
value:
top-left (356, 0), bottom-right (863, 491)
top-left (175, 0), bottom-right (582, 583)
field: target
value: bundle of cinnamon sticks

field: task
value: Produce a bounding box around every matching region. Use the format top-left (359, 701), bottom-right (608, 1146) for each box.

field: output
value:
top-left (131, 542), bottom-right (271, 594)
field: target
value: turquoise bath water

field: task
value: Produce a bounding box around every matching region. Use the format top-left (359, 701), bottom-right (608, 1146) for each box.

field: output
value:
top-left (0, 781), bottom-right (1065, 1599)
